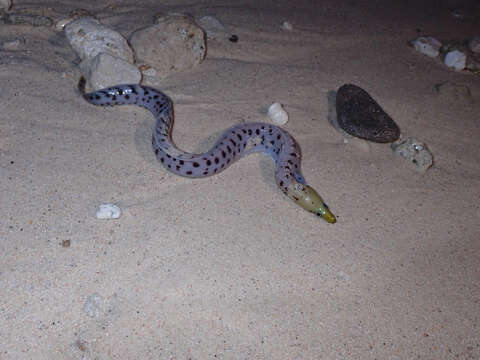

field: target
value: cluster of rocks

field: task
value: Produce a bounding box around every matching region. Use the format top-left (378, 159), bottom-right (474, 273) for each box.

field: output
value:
top-left (58, 12), bottom-right (210, 90)
top-left (412, 36), bottom-right (480, 72)
top-left (329, 84), bottom-right (434, 172)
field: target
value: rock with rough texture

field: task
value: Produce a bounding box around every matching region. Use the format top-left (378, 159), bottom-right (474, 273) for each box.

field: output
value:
top-left (64, 17), bottom-right (134, 63)
top-left (196, 15), bottom-right (226, 39)
top-left (80, 53), bottom-right (141, 91)
top-left (335, 84), bottom-right (400, 143)
top-left (1, 12), bottom-right (53, 26)
top-left (444, 49), bottom-right (466, 71)
top-left (413, 37), bottom-right (442, 58)
top-left (130, 14), bottom-right (206, 77)
top-left (95, 203), bottom-right (122, 220)
top-left (0, 0), bottom-right (11, 12)
top-left (391, 137), bottom-right (433, 172)
top-left (268, 102), bottom-right (288, 125)
top-left (469, 36), bottom-right (480, 53)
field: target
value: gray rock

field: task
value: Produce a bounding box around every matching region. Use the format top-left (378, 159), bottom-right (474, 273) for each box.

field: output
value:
top-left (412, 37), bottom-right (442, 58)
top-left (0, 36), bottom-right (25, 50)
top-left (0, 0), bottom-right (11, 12)
top-left (468, 36), bottom-right (480, 53)
top-left (64, 17), bottom-right (134, 63)
top-left (391, 137), bottom-right (433, 172)
top-left (80, 52), bottom-right (141, 90)
top-left (1, 12), bottom-right (53, 27)
top-left (196, 15), bottom-right (226, 39)
top-left (130, 14), bottom-right (206, 77)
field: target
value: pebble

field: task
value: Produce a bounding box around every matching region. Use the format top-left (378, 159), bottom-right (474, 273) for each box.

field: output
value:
top-left (391, 137), bottom-right (433, 172)
top-left (267, 102), bottom-right (289, 125)
top-left (80, 52), bottom-right (141, 90)
top-left (281, 21), bottom-right (293, 31)
top-left (83, 293), bottom-right (105, 318)
top-left (1, 12), bottom-right (53, 27)
top-left (444, 49), bottom-right (466, 71)
top-left (412, 36), bottom-right (442, 58)
top-left (468, 36), bottom-right (480, 53)
top-left (196, 15), bottom-right (226, 39)
top-left (96, 203), bottom-right (122, 220)
top-left (130, 14), bottom-right (206, 77)
top-left (0, 0), bottom-right (11, 12)
top-left (335, 84), bottom-right (400, 143)
top-left (1, 36), bottom-right (25, 50)
top-left (64, 17), bottom-right (134, 63)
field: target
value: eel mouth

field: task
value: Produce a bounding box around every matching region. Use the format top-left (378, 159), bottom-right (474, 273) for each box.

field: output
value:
top-left (288, 183), bottom-right (336, 223)
top-left (316, 207), bottom-right (336, 224)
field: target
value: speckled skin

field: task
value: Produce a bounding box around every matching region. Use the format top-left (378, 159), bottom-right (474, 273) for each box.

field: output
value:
top-left (82, 83), bottom-right (336, 222)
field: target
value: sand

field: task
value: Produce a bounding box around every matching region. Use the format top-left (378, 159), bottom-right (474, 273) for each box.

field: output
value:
top-left (1, 0), bottom-right (479, 359)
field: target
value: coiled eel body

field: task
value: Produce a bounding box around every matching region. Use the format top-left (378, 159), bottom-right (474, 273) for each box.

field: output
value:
top-left (82, 83), bottom-right (336, 223)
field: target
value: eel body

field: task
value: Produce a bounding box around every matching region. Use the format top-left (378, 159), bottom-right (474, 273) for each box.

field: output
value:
top-left (82, 83), bottom-right (336, 223)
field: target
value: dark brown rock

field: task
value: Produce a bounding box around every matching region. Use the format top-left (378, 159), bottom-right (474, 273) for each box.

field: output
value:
top-left (336, 84), bottom-right (400, 143)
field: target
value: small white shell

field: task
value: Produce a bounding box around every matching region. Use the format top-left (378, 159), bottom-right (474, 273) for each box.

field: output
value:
top-left (268, 102), bottom-right (289, 125)
top-left (96, 203), bottom-right (122, 219)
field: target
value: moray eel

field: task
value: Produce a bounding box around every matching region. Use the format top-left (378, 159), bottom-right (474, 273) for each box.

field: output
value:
top-left (81, 83), bottom-right (336, 223)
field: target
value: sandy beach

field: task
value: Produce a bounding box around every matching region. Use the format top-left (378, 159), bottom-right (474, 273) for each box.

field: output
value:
top-left (1, 0), bottom-right (479, 358)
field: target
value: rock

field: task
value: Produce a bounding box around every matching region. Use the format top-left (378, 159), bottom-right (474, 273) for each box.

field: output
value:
top-left (468, 36), bottom-right (480, 53)
top-left (130, 14), bottom-right (206, 77)
top-left (267, 102), bottom-right (288, 125)
top-left (391, 137), bottom-right (433, 172)
top-left (412, 37), bottom-right (442, 58)
top-left (335, 84), bottom-right (400, 143)
top-left (95, 203), bottom-right (122, 219)
top-left (196, 15), bottom-right (225, 39)
top-left (80, 53), bottom-right (141, 90)
top-left (0, 36), bottom-right (25, 50)
top-left (327, 90), bottom-right (371, 152)
top-left (1, 12), bottom-right (53, 27)
top-left (64, 17), bottom-right (134, 64)
top-left (444, 49), bottom-right (466, 71)
top-left (0, 0), bottom-right (11, 12)
top-left (282, 21), bottom-right (293, 31)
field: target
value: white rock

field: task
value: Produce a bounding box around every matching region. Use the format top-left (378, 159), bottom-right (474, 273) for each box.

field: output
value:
top-left (468, 36), bottom-right (480, 53)
top-left (196, 15), bottom-right (225, 39)
top-left (413, 37), bottom-right (442, 58)
top-left (130, 14), bottom-right (206, 77)
top-left (96, 203), bottom-right (122, 219)
top-left (0, 0), bottom-right (11, 11)
top-left (444, 50), bottom-right (466, 71)
top-left (268, 102), bottom-right (289, 125)
top-left (282, 21), bottom-right (293, 31)
top-left (64, 17), bottom-right (134, 63)
top-left (80, 52), bottom-right (141, 90)
top-left (391, 137), bottom-right (433, 172)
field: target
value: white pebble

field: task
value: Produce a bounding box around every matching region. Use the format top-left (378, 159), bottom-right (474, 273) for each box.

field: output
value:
top-left (268, 102), bottom-right (289, 125)
top-left (96, 203), bottom-right (121, 219)
top-left (282, 21), bottom-right (293, 31)
top-left (412, 36), bottom-right (442, 57)
top-left (444, 50), bottom-right (466, 71)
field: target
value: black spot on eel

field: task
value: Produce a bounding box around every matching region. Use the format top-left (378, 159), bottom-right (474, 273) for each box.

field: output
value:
top-left (81, 81), bottom-right (336, 223)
